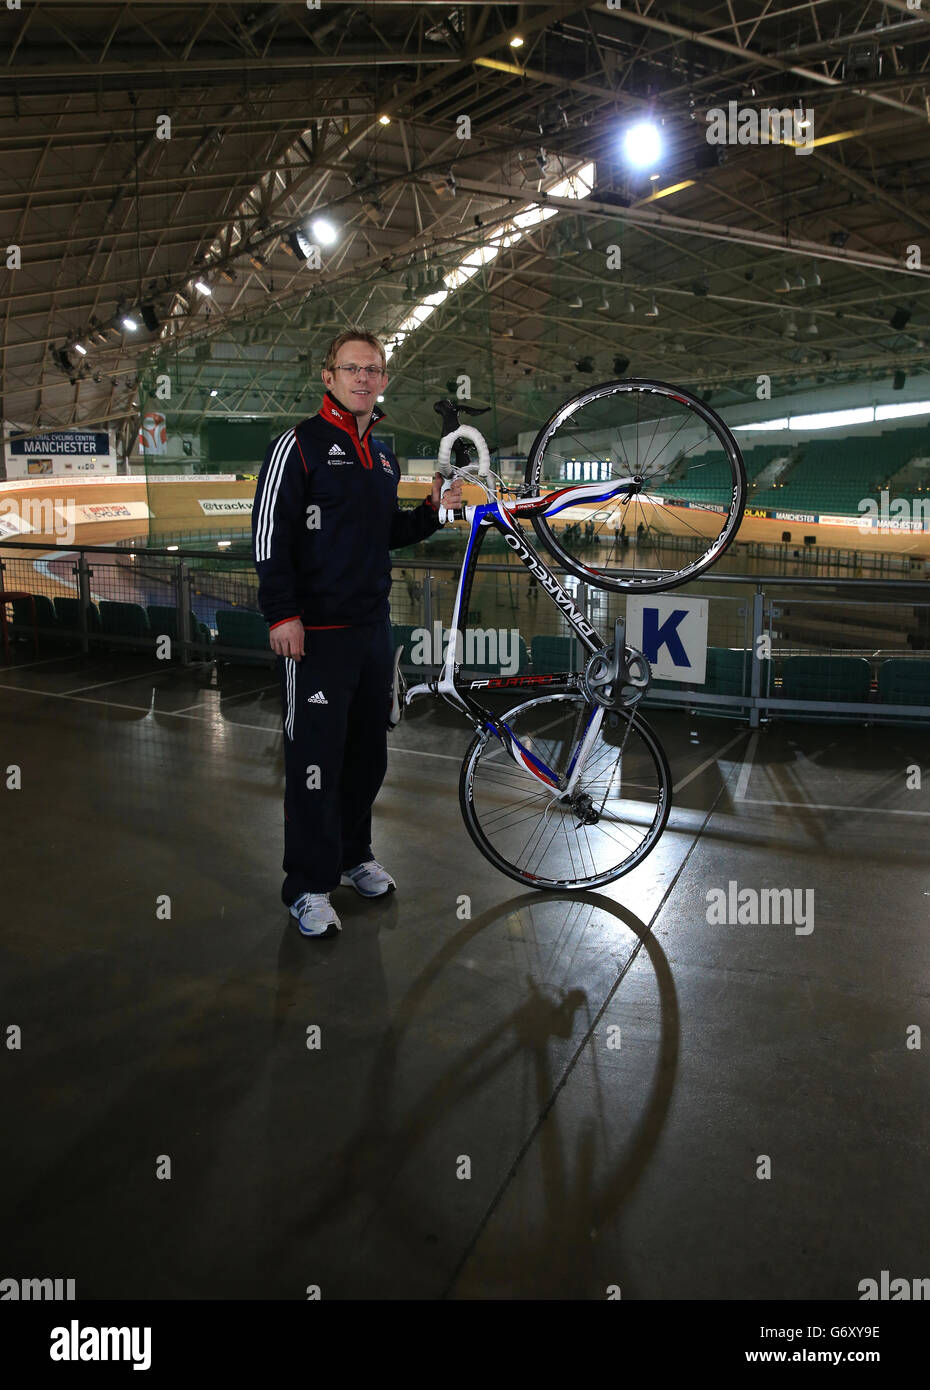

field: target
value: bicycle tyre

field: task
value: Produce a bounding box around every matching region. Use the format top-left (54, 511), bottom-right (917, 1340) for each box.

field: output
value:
top-left (524, 377), bottom-right (746, 593)
top-left (459, 693), bottom-right (672, 891)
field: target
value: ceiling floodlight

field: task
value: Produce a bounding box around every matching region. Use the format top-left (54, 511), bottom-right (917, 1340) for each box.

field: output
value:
top-left (510, 36), bottom-right (524, 48)
top-left (378, 115), bottom-right (391, 126)
top-left (122, 315), bottom-right (139, 331)
top-left (622, 120), bottom-right (662, 169)
top-left (194, 279), bottom-right (212, 295)
top-left (73, 342), bottom-right (87, 355)
top-left (311, 217), bottom-right (338, 246)
top-left (288, 229), bottom-right (314, 260)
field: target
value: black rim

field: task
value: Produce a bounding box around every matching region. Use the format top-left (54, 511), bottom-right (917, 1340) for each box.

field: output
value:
top-left (525, 378), bottom-right (746, 594)
top-left (458, 696), bottom-right (672, 891)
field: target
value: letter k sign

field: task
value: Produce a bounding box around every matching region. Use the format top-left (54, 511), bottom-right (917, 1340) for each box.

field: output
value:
top-left (642, 608), bottom-right (689, 666)
top-left (625, 595), bottom-right (709, 683)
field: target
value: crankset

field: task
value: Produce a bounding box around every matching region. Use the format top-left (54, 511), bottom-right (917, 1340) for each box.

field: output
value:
top-left (582, 618), bottom-right (651, 710)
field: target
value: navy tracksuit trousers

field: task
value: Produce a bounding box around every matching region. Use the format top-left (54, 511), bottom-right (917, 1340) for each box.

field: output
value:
top-left (278, 619), bottom-right (393, 903)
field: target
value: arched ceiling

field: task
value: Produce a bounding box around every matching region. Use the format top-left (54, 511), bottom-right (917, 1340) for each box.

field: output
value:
top-left (1, 0), bottom-right (929, 451)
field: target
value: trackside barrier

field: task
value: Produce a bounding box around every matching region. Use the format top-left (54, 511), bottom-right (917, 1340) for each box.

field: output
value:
top-left (1, 541), bottom-right (928, 724)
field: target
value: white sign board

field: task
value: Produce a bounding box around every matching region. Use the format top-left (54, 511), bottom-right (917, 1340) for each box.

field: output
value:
top-left (199, 498), bottom-right (253, 515)
top-left (626, 594), bottom-right (709, 684)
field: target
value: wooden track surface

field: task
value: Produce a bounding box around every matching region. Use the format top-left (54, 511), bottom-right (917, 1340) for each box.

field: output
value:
top-left (2, 477), bottom-right (928, 584)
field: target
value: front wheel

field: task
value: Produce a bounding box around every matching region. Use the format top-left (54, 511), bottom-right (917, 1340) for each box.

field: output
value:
top-left (459, 693), bottom-right (671, 891)
top-left (525, 378), bottom-right (746, 592)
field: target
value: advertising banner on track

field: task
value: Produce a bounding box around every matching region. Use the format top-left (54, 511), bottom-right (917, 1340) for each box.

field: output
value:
top-left (59, 502), bottom-right (152, 525)
top-left (198, 498), bottom-right (254, 515)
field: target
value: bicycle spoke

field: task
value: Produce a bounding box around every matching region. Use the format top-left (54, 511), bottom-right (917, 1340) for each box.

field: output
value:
top-left (462, 695), bottom-right (670, 890)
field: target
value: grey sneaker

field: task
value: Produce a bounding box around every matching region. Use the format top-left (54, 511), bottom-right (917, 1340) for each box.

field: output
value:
top-left (289, 892), bottom-right (342, 937)
top-left (339, 860), bottom-right (396, 898)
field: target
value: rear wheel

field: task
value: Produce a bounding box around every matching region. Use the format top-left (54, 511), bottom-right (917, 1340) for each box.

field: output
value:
top-left (459, 693), bottom-right (671, 891)
top-left (525, 378), bottom-right (745, 592)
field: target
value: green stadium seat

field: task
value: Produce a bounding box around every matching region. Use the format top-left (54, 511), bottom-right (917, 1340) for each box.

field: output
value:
top-left (9, 594), bottom-right (58, 637)
top-left (99, 600), bottom-right (151, 638)
top-left (215, 608), bottom-right (270, 663)
top-left (877, 660), bottom-right (930, 707)
top-left (390, 623), bottom-right (417, 665)
top-left (530, 634), bottom-right (584, 671)
top-left (146, 605), bottom-right (213, 649)
top-left (780, 656), bottom-right (872, 703)
top-left (705, 647), bottom-right (772, 697)
top-left (53, 596), bottom-right (101, 633)
top-left (466, 635), bottom-right (530, 675)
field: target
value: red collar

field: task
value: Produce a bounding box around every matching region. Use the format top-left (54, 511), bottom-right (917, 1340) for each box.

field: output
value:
top-left (319, 390), bottom-right (385, 438)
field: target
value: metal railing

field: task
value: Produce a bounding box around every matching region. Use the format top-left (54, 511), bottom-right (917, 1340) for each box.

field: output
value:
top-left (1, 539), bottom-right (929, 724)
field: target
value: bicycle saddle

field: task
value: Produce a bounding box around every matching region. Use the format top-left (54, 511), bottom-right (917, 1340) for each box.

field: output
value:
top-left (433, 398), bottom-right (490, 437)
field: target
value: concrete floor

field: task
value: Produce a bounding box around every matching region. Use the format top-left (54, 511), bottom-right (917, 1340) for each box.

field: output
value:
top-left (0, 648), bottom-right (927, 1300)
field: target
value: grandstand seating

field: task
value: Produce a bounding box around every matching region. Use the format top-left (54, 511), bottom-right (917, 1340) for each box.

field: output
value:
top-left (750, 428), bottom-right (930, 514)
top-left (780, 655), bottom-right (872, 702)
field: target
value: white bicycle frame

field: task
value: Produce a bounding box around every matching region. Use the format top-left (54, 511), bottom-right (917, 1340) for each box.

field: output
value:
top-left (403, 422), bottom-right (647, 800)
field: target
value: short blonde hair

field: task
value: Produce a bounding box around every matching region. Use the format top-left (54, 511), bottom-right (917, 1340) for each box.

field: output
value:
top-left (323, 329), bottom-right (386, 373)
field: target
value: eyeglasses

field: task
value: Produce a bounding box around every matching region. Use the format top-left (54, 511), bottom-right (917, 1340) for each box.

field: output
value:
top-left (333, 364), bottom-right (385, 378)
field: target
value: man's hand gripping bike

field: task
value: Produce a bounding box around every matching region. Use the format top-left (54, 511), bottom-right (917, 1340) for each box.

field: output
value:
top-left (391, 379), bottom-right (747, 891)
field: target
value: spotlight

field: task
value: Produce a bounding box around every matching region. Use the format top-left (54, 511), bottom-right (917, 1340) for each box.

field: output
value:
top-left (567, 295), bottom-right (583, 309)
top-left (209, 389), bottom-right (218, 397)
top-left (311, 217), bottom-right (338, 246)
top-left (378, 114), bottom-right (391, 126)
top-left (893, 369), bottom-right (906, 390)
top-left (121, 315), bottom-right (139, 332)
top-left (597, 293), bottom-right (610, 313)
top-left (645, 296), bottom-right (659, 317)
top-left (889, 307), bottom-right (911, 331)
top-left (288, 229), bottom-right (315, 260)
top-left (141, 304), bottom-right (160, 332)
top-left (194, 280), bottom-right (212, 296)
top-left (613, 355), bottom-right (630, 375)
top-left (509, 35), bottom-right (524, 48)
top-left (622, 120), bottom-right (662, 170)
top-left (55, 347), bottom-right (71, 371)
top-left (574, 356), bottom-right (594, 373)
top-left (73, 342), bottom-right (87, 356)
top-left (776, 273), bottom-right (792, 293)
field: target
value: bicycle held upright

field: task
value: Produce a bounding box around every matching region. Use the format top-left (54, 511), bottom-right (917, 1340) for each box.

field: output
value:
top-left (392, 379), bottom-right (747, 890)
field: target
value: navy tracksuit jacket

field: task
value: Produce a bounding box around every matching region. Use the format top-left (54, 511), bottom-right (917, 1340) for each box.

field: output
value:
top-left (251, 391), bottom-right (441, 900)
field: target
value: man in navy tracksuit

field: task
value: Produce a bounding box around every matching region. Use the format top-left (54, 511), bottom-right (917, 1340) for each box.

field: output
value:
top-left (252, 330), bottom-right (462, 938)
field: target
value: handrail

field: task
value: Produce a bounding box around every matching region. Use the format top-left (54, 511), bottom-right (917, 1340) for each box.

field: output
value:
top-left (2, 536), bottom-right (930, 589)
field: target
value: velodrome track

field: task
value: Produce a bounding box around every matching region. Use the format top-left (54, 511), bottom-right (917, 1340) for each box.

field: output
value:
top-left (1, 475), bottom-right (928, 616)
